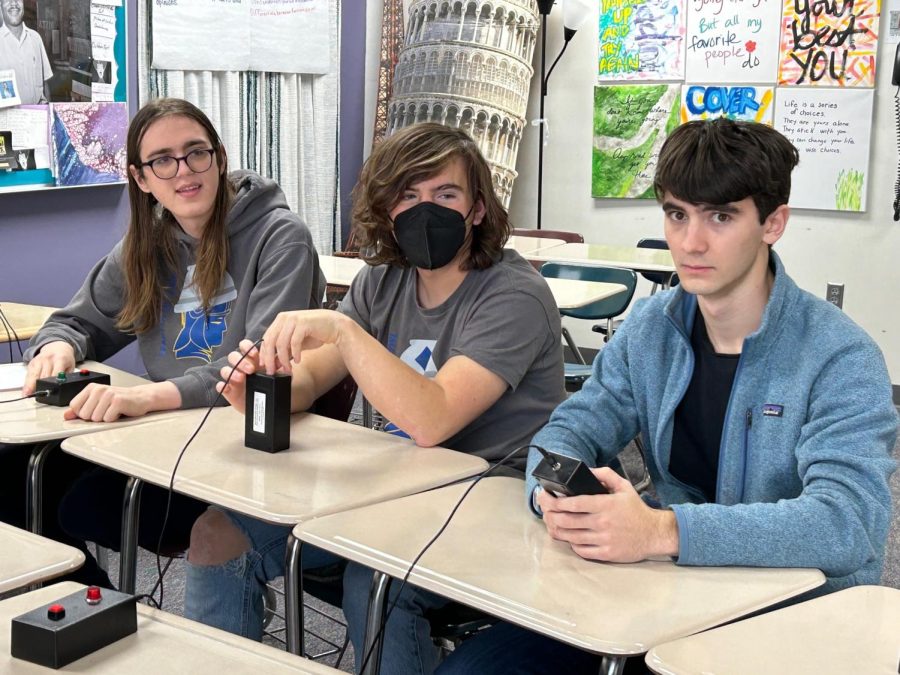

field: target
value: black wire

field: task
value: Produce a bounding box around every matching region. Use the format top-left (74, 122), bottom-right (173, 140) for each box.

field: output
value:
top-left (0, 306), bottom-right (17, 362)
top-left (0, 305), bottom-right (25, 360)
top-left (357, 443), bottom-right (545, 675)
top-left (144, 338), bottom-right (265, 608)
top-left (0, 390), bottom-right (48, 403)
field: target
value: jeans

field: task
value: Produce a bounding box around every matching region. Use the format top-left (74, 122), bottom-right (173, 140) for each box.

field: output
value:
top-left (60, 466), bottom-right (208, 553)
top-left (342, 561), bottom-right (451, 675)
top-left (435, 621), bottom-right (605, 675)
top-left (183, 508), bottom-right (338, 640)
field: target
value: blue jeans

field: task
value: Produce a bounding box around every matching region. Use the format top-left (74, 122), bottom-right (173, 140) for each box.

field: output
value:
top-left (183, 508), bottom-right (339, 640)
top-left (343, 561), bottom-right (451, 675)
top-left (436, 621), bottom-right (603, 674)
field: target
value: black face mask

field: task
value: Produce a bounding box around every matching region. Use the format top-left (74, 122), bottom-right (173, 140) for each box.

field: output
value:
top-left (392, 201), bottom-right (471, 270)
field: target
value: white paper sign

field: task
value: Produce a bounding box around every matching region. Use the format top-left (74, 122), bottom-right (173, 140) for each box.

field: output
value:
top-left (774, 88), bottom-right (874, 211)
top-left (0, 107), bottom-right (49, 149)
top-left (684, 0), bottom-right (783, 83)
top-left (91, 4), bottom-right (117, 61)
top-left (0, 364), bottom-right (27, 392)
top-left (152, 0), bottom-right (330, 74)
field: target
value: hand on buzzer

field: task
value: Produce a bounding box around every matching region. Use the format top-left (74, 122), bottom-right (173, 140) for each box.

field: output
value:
top-left (216, 310), bottom-right (349, 414)
top-left (537, 467), bottom-right (680, 563)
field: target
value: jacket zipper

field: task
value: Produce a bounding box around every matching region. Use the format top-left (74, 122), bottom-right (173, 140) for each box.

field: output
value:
top-left (737, 408), bottom-right (752, 503)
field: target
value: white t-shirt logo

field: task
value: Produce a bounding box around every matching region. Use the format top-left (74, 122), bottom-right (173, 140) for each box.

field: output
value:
top-left (399, 339), bottom-right (437, 377)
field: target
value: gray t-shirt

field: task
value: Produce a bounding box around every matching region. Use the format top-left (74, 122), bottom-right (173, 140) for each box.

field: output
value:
top-left (339, 250), bottom-right (565, 470)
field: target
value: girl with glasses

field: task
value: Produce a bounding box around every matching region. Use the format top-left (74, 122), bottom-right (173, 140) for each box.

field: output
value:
top-left (9, 97), bottom-right (324, 586)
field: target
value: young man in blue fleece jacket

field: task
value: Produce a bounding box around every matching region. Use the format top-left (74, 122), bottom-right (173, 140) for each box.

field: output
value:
top-left (436, 119), bottom-right (898, 674)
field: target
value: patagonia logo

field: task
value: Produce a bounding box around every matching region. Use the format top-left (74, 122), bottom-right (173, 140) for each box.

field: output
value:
top-left (762, 404), bottom-right (784, 418)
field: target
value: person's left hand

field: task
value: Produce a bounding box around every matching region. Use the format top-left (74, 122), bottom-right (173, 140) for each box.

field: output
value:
top-left (63, 383), bottom-right (154, 422)
top-left (537, 467), bottom-right (678, 562)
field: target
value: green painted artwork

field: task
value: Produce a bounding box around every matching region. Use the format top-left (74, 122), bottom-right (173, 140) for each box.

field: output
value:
top-left (592, 84), bottom-right (681, 199)
top-left (834, 169), bottom-right (863, 211)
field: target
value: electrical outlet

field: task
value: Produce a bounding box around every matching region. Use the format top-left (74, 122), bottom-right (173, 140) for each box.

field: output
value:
top-left (826, 283), bottom-right (844, 309)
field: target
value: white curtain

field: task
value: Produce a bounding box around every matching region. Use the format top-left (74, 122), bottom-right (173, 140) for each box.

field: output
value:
top-left (136, 0), bottom-right (341, 253)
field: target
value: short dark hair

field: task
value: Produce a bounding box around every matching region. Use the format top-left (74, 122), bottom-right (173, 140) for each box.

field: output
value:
top-left (654, 119), bottom-right (799, 223)
top-left (350, 123), bottom-right (510, 270)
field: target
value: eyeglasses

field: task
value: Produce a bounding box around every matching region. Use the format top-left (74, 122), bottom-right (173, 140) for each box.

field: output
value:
top-left (139, 148), bottom-right (216, 180)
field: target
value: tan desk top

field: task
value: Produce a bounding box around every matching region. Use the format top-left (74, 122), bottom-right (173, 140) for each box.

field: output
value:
top-left (0, 302), bottom-right (57, 343)
top-left (646, 585), bottom-right (900, 675)
top-left (528, 243), bottom-right (676, 274)
top-left (318, 255), bottom-right (622, 310)
top-left (0, 361), bottom-right (184, 444)
top-left (319, 255), bottom-right (367, 287)
top-left (0, 523), bottom-right (84, 593)
top-left (505, 235), bottom-right (567, 254)
top-left (0, 582), bottom-right (341, 673)
top-left (543, 278), bottom-right (626, 309)
top-left (295, 477), bottom-right (824, 657)
top-left (62, 407), bottom-right (487, 524)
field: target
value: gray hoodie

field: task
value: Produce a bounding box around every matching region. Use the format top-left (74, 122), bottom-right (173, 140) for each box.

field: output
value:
top-left (25, 170), bottom-right (325, 408)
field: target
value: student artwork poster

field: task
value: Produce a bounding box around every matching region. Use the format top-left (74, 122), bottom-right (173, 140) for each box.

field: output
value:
top-left (592, 84), bottom-right (681, 198)
top-left (681, 84), bottom-right (774, 123)
top-left (684, 0), bottom-right (783, 82)
top-left (598, 0), bottom-right (687, 81)
top-left (774, 88), bottom-right (873, 211)
top-left (777, 0), bottom-right (880, 86)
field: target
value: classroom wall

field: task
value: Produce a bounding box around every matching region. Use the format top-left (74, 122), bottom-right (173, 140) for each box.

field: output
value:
top-left (1, 2), bottom-right (367, 373)
top-left (508, 7), bottom-right (900, 386)
top-left (364, 2), bottom-right (899, 386)
top-left (0, 3), bottom-right (137, 370)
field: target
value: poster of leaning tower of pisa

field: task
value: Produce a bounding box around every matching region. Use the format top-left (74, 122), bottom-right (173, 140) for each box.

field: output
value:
top-left (386, 0), bottom-right (540, 207)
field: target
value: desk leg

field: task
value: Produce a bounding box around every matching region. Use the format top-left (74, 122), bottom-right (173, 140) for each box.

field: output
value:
top-left (599, 655), bottom-right (626, 675)
top-left (662, 272), bottom-right (674, 291)
top-left (119, 476), bottom-right (143, 593)
top-left (360, 571), bottom-right (392, 675)
top-left (26, 441), bottom-right (60, 534)
top-left (285, 533), bottom-right (305, 657)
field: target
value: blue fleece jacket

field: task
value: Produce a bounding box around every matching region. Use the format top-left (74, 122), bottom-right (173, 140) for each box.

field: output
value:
top-left (527, 252), bottom-right (897, 593)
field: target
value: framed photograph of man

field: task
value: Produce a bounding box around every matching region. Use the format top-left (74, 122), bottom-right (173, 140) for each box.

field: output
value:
top-left (0, 0), bottom-right (125, 104)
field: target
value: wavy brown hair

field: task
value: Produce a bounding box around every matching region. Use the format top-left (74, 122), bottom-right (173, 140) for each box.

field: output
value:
top-left (351, 123), bottom-right (510, 270)
top-left (117, 98), bottom-right (233, 333)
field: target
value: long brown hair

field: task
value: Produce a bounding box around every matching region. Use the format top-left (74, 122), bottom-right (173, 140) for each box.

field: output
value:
top-left (117, 98), bottom-right (233, 333)
top-left (350, 123), bottom-right (510, 270)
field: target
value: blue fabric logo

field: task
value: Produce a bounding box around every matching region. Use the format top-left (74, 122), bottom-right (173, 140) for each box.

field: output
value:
top-left (383, 422), bottom-right (411, 439)
top-left (174, 302), bottom-right (231, 362)
top-left (762, 404), bottom-right (784, 417)
top-left (172, 265), bottom-right (238, 363)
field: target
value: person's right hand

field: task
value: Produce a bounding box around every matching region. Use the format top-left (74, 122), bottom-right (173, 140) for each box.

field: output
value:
top-left (23, 341), bottom-right (76, 396)
top-left (216, 339), bottom-right (262, 414)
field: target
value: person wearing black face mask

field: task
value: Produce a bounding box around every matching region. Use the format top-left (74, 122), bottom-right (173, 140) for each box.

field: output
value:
top-left (392, 201), bottom-right (473, 271)
top-left (184, 123), bottom-right (566, 674)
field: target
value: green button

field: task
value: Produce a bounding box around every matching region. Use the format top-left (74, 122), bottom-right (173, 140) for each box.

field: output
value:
top-left (56, 372), bottom-right (66, 381)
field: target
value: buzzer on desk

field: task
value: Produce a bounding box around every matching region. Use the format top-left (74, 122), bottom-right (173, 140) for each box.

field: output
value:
top-left (33, 370), bottom-right (111, 407)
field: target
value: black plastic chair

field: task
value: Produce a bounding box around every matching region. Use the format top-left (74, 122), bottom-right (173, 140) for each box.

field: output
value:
top-left (637, 238), bottom-right (678, 294)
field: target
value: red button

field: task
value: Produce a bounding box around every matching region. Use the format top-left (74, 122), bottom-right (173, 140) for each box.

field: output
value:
top-left (85, 586), bottom-right (102, 605)
top-left (79, 369), bottom-right (90, 376)
top-left (47, 604), bottom-right (66, 620)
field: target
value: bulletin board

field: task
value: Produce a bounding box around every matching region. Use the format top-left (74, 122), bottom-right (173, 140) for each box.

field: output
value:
top-left (591, 0), bottom-right (880, 212)
top-left (0, 0), bottom-right (128, 194)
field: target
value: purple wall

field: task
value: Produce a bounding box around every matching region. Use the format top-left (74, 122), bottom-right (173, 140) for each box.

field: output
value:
top-left (1, 5), bottom-right (365, 371)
